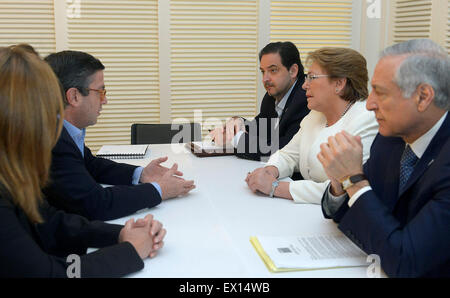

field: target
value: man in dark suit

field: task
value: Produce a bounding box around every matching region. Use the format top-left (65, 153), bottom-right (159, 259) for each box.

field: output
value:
top-left (317, 39), bottom-right (450, 277)
top-left (209, 41), bottom-right (309, 161)
top-left (44, 51), bottom-right (195, 221)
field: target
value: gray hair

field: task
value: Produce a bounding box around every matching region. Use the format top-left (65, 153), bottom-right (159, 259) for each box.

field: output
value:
top-left (380, 39), bottom-right (449, 110)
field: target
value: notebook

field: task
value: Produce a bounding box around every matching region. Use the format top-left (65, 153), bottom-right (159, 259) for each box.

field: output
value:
top-left (96, 145), bottom-right (149, 159)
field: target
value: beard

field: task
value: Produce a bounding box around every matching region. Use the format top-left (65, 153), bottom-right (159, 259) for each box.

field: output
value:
top-left (265, 83), bottom-right (276, 97)
top-left (265, 84), bottom-right (286, 99)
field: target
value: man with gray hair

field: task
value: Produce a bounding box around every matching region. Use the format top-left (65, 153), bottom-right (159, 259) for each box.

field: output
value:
top-left (317, 39), bottom-right (450, 277)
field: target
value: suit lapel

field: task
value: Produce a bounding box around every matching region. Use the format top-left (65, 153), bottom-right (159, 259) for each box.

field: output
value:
top-left (397, 150), bottom-right (432, 198)
top-left (398, 114), bottom-right (450, 197)
top-left (382, 140), bottom-right (405, 211)
top-left (278, 79), bottom-right (303, 127)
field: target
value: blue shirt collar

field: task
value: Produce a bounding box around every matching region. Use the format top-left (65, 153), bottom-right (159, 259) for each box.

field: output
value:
top-left (63, 120), bottom-right (86, 156)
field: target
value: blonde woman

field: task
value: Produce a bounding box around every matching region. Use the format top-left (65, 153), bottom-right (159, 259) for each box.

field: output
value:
top-left (0, 44), bottom-right (165, 277)
top-left (246, 47), bottom-right (378, 204)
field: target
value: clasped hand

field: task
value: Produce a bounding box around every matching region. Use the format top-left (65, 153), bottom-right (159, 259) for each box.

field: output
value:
top-left (118, 214), bottom-right (166, 260)
top-left (208, 116), bottom-right (245, 146)
top-left (317, 130), bottom-right (364, 194)
top-left (245, 166), bottom-right (279, 195)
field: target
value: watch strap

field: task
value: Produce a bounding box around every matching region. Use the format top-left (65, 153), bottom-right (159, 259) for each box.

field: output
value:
top-left (269, 180), bottom-right (279, 198)
top-left (341, 174), bottom-right (367, 191)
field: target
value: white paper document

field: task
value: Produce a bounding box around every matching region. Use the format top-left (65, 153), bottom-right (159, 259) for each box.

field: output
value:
top-left (251, 234), bottom-right (368, 272)
top-left (191, 141), bottom-right (234, 151)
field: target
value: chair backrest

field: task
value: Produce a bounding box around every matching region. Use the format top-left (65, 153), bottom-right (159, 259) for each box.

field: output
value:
top-left (131, 123), bottom-right (202, 144)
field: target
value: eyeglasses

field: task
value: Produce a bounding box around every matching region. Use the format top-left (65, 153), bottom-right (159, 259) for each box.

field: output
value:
top-left (304, 74), bottom-right (330, 82)
top-left (85, 88), bottom-right (107, 99)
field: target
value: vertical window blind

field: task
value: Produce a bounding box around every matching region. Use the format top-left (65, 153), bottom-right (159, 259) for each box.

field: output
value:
top-left (270, 0), bottom-right (353, 64)
top-left (67, 0), bottom-right (160, 152)
top-left (169, 0), bottom-right (259, 132)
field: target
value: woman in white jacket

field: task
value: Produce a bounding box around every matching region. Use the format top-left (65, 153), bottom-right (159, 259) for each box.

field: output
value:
top-left (245, 47), bottom-right (378, 204)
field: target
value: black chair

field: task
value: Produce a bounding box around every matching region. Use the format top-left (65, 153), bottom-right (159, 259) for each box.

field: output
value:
top-left (131, 123), bottom-right (202, 144)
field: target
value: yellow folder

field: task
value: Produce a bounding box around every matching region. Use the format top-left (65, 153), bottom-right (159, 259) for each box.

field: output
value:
top-left (250, 236), bottom-right (302, 273)
top-left (250, 236), bottom-right (367, 273)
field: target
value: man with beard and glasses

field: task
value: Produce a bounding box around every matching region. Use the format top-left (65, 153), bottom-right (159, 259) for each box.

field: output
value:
top-left (209, 41), bottom-right (310, 161)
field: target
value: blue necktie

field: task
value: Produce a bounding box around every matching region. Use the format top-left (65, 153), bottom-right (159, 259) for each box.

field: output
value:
top-left (399, 145), bottom-right (418, 193)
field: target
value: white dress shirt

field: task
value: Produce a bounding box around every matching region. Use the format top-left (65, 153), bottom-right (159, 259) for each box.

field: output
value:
top-left (347, 111), bottom-right (448, 207)
top-left (266, 100), bottom-right (379, 204)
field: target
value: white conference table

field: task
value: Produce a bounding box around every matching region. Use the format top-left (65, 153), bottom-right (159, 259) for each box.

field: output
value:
top-left (107, 143), bottom-right (375, 278)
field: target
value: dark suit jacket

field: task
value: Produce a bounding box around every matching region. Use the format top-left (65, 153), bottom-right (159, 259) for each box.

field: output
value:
top-left (0, 189), bottom-right (143, 277)
top-left (235, 78), bottom-right (309, 161)
top-left (44, 127), bottom-right (161, 221)
top-left (322, 113), bottom-right (450, 277)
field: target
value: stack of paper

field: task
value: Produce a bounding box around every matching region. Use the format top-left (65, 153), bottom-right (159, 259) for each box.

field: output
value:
top-left (250, 234), bottom-right (368, 273)
top-left (191, 141), bottom-right (234, 151)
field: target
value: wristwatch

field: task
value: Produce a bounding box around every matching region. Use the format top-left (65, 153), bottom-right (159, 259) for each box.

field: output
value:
top-left (269, 180), bottom-right (279, 198)
top-left (340, 174), bottom-right (367, 191)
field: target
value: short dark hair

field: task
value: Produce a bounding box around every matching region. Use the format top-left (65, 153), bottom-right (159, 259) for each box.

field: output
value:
top-left (259, 41), bottom-right (304, 80)
top-left (44, 51), bottom-right (105, 105)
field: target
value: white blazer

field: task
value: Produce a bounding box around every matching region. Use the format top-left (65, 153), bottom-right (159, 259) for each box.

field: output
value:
top-left (266, 100), bottom-right (379, 204)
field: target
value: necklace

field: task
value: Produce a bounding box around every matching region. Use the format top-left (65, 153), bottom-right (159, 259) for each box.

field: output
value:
top-left (325, 102), bottom-right (354, 127)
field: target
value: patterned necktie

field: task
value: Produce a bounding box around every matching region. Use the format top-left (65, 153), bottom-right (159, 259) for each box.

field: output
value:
top-left (398, 145), bottom-right (418, 193)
